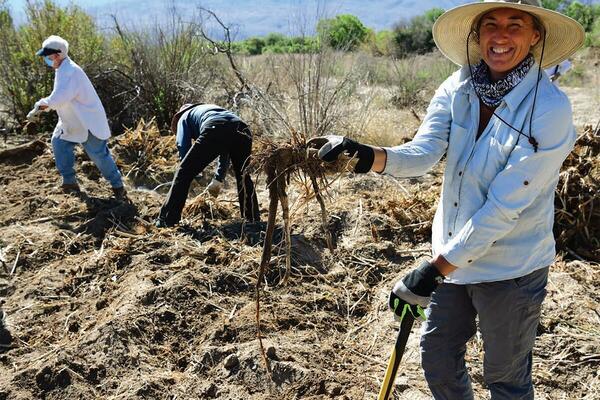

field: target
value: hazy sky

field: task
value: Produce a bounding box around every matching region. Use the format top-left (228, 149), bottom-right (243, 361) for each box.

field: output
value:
top-left (6, 0), bottom-right (600, 38)
top-left (4, 0), bottom-right (472, 37)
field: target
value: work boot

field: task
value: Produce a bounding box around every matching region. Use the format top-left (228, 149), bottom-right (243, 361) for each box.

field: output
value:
top-left (112, 186), bottom-right (128, 201)
top-left (60, 183), bottom-right (81, 194)
top-left (0, 311), bottom-right (12, 353)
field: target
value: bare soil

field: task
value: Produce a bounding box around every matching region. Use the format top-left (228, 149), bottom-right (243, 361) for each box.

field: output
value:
top-left (0, 119), bottom-right (598, 399)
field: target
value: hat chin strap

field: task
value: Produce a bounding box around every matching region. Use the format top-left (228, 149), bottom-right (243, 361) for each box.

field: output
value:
top-left (466, 29), bottom-right (546, 153)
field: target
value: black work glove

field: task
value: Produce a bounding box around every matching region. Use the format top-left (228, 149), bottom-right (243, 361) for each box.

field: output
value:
top-left (388, 260), bottom-right (445, 321)
top-left (307, 135), bottom-right (375, 173)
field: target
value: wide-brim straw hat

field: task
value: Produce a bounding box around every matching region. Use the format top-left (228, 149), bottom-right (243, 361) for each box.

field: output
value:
top-left (170, 103), bottom-right (203, 134)
top-left (432, 0), bottom-right (585, 69)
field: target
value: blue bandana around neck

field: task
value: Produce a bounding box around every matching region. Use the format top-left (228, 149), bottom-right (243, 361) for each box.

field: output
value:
top-left (471, 54), bottom-right (535, 108)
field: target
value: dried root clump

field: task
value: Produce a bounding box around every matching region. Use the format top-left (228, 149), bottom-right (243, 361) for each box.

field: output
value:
top-left (251, 135), bottom-right (352, 277)
top-left (555, 125), bottom-right (600, 261)
top-left (114, 118), bottom-right (178, 187)
top-left (183, 194), bottom-right (232, 221)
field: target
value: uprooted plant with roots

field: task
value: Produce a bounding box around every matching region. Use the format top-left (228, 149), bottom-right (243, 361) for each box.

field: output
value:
top-left (198, 8), bottom-right (378, 372)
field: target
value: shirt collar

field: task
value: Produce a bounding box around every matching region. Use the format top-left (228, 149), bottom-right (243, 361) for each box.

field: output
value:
top-left (56, 56), bottom-right (70, 72)
top-left (502, 64), bottom-right (542, 112)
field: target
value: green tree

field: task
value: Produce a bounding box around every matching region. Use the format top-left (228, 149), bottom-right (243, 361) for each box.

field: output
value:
top-left (242, 37), bottom-right (266, 55)
top-left (392, 8), bottom-right (445, 57)
top-left (564, 1), bottom-right (600, 32)
top-left (364, 29), bottom-right (395, 56)
top-left (589, 17), bottom-right (600, 46)
top-left (317, 14), bottom-right (368, 50)
top-left (541, 0), bottom-right (571, 11)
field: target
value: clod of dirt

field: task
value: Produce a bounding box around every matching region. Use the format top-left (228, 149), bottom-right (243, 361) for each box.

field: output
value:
top-left (266, 345), bottom-right (277, 360)
top-left (95, 299), bottom-right (108, 310)
top-left (223, 353), bottom-right (239, 369)
top-left (76, 200), bottom-right (137, 239)
top-left (271, 361), bottom-right (304, 386)
top-left (200, 383), bottom-right (219, 398)
top-left (35, 365), bottom-right (71, 391)
top-left (0, 139), bottom-right (46, 165)
top-left (328, 383), bottom-right (343, 396)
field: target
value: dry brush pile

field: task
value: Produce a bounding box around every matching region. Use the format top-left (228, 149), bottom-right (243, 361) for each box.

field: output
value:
top-left (554, 123), bottom-right (600, 261)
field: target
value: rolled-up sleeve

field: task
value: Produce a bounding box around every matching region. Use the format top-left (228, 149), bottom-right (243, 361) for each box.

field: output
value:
top-left (382, 80), bottom-right (452, 178)
top-left (442, 97), bottom-right (576, 268)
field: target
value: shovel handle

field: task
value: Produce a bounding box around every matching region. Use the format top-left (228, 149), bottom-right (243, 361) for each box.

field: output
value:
top-left (377, 313), bottom-right (415, 400)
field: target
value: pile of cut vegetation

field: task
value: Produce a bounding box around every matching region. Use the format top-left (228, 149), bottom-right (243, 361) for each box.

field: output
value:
top-left (555, 123), bottom-right (600, 261)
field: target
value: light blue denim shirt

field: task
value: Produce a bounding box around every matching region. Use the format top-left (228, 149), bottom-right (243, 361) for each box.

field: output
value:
top-left (383, 64), bottom-right (576, 284)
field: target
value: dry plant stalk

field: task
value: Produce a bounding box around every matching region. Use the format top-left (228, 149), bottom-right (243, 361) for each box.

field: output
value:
top-left (252, 137), bottom-right (349, 374)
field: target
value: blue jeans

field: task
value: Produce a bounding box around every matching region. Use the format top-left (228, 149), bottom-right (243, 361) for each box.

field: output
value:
top-left (420, 267), bottom-right (549, 400)
top-left (51, 133), bottom-right (123, 188)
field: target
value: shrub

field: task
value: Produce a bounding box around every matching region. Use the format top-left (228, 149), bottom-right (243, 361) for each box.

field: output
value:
top-left (232, 34), bottom-right (318, 55)
top-left (316, 14), bottom-right (368, 51)
top-left (392, 8), bottom-right (444, 57)
top-left (589, 18), bottom-right (600, 47)
top-left (388, 52), bottom-right (456, 108)
top-left (363, 29), bottom-right (395, 56)
top-left (107, 18), bottom-right (224, 133)
top-left (564, 1), bottom-right (600, 32)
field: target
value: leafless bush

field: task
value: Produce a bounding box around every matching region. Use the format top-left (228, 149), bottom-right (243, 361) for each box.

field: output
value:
top-left (107, 13), bottom-right (223, 133)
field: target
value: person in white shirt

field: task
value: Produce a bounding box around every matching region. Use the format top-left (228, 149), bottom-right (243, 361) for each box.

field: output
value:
top-left (30, 35), bottom-right (126, 199)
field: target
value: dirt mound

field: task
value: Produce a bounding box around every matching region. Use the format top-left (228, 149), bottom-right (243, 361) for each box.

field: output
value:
top-left (0, 140), bottom-right (46, 166)
top-left (0, 133), bottom-right (598, 400)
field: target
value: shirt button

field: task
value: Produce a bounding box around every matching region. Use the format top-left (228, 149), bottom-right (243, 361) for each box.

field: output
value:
top-left (524, 180), bottom-right (529, 186)
top-left (458, 171), bottom-right (462, 176)
top-left (454, 202), bottom-right (458, 207)
top-left (468, 259), bottom-right (473, 263)
top-left (448, 232), bottom-right (452, 237)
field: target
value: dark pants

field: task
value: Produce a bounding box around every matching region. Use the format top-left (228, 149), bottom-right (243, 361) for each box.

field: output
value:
top-left (421, 267), bottom-right (549, 400)
top-left (158, 121), bottom-right (260, 224)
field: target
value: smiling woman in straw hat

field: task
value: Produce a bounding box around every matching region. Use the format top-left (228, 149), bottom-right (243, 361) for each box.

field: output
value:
top-left (308, 1), bottom-right (584, 398)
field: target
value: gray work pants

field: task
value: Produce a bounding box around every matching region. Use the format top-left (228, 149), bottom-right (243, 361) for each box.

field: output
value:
top-left (420, 267), bottom-right (549, 400)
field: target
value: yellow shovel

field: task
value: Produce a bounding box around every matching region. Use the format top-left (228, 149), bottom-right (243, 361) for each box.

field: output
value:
top-left (378, 304), bottom-right (418, 400)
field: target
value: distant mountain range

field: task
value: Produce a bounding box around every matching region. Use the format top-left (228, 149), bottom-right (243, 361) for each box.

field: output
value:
top-left (6, 0), bottom-right (473, 38)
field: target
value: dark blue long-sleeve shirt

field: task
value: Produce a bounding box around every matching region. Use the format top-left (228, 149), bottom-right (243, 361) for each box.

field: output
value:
top-left (176, 104), bottom-right (243, 182)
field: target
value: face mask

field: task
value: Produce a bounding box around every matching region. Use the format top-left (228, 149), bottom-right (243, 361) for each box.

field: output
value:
top-left (44, 56), bottom-right (54, 67)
